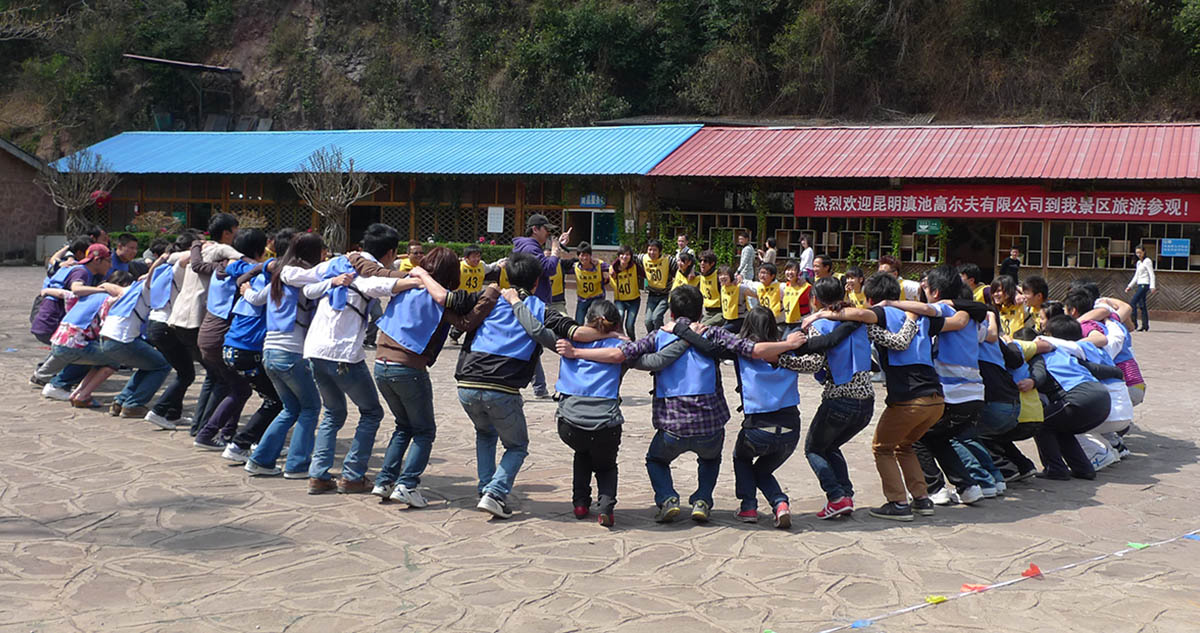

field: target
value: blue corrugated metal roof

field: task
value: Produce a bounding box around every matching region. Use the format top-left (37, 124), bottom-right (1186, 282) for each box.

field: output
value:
top-left (52, 125), bottom-right (703, 176)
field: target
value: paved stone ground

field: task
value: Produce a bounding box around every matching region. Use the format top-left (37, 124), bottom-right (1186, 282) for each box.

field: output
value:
top-left (1, 266), bottom-right (1198, 633)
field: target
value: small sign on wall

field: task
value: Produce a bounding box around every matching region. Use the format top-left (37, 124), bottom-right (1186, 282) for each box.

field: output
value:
top-left (580, 193), bottom-right (606, 208)
top-left (1161, 238), bottom-right (1191, 257)
top-left (487, 206), bottom-right (504, 233)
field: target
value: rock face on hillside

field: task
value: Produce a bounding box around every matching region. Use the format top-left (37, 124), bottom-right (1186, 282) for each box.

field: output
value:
top-left (5, 0), bottom-right (1200, 157)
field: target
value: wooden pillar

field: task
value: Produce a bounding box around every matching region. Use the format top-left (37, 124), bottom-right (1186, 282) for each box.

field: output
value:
top-left (408, 177), bottom-right (417, 241)
top-left (515, 179), bottom-right (526, 235)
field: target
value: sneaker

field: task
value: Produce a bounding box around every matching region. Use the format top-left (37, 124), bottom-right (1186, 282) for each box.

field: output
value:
top-left (574, 505), bottom-right (590, 519)
top-left (869, 502), bottom-right (914, 522)
top-left (912, 497), bottom-right (936, 516)
top-left (691, 500), bottom-right (711, 522)
top-left (980, 486), bottom-right (998, 499)
top-left (29, 375), bottom-right (47, 388)
top-left (1093, 446), bottom-right (1120, 471)
top-left (930, 488), bottom-right (955, 506)
top-left (1117, 445), bottom-right (1132, 459)
top-left (957, 485), bottom-right (984, 505)
top-left (1006, 468), bottom-right (1037, 483)
top-left (477, 492), bottom-right (513, 519)
top-left (532, 391), bottom-right (553, 400)
top-left (119, 405), bottom-right (149, 419)
top-left (308, 478), bottom-right (337, 494)
top-left (735, 509), bottom-right (759, 523)
top-left (109, 402), bottom-right (123, 417)
top-left (773, 501), bottom-right (791, 529)
top-left (283, 471), bottom-right (308, 480)
top-left (994, 481), bottom-right (1007, 495)
top-left (337, 477), bottom-right (371, 494)
top-left (193, 436), bottom-right (226, 451)
top-left (817, 496), bottom-right (854, 519)
top-left (655, 497), bottom-right (681, 523)
top-left (244, 460), bottom-right (282, 477)
top-left (597, 510), bottom-right (614, 527)
top-left (144, 410), bottom-right (177, 431)
top-left (390, 484), bottom-right (429, 508)
top-left (221, 444), bottom-right (250, 463)
top-left (371, 482), bottom-right (396, 499)
top-left (41, 383), bottom-right (71, 401)
top-left (248, 443), bottom-right (285, 458)
top-left (1035, 469), bottom-right (1071, 481)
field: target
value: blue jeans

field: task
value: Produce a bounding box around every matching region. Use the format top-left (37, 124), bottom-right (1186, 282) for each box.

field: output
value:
top-left (645, 429), bottom-right (724, 507)
top-left (254, 350), bottom-right (321, 473)
top-left (100, 337), bottom-right (171, 408)
top-left (575, 296), bottom-right (599, 325)
top-left (805, 397), bottom-right (874, 501)
top-left (1130, 283), bottom-right (1150, 328)
top-left (46, 342), bottom-right (113, 389)
top-left (308, 358), bottom-right (384, 482)
top-left (458, 388), bottom-right (528, 499)
top-left (733, 427), bottom-right (799, 510)
top-left (615, 298), bottom-right (640, 339)
top-left (643, 293), bottom-right (669, 333)
top-left (532, 357), bottom-right (549, 396)
top-left (375, 363), bottom-right (437, 489)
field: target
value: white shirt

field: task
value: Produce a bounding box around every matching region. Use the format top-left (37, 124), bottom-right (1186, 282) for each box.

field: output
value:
top-left (799, 247), bottom-right (815, 271)
top-left (302, 255), bottom-right (397, 364)
top-left (262, 261), bottom-right (335, 355)
top-left (168, 243), bottom-right (242, 329)
top-left (149, 252), bottom-right (189, 324)
top-left (100, 283), bottom-right (151, 343)
top-left (1129, 257), bottom-right (1156, 289)
top-left (900, 278), bottom-right (923, 302)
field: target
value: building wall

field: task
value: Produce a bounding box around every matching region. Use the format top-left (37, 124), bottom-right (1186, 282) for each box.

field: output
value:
top-left (0, 150), bottom-right (57, 261)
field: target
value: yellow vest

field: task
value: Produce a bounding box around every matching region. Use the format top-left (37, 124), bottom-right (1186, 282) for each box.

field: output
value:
top-left (458, 261), bottom-right (485, 291)
top-left (781, 281), bottom-right (812, 324)
top-left (612, 266), bottom-right (639, 301)
top-left (848, 289), bottom-right (867, 308)
top-left (757, 281), bottom-right (782, 317)
top-left (672, 268), bottom-right (699, 289)
top-left (499, 266), bottom-right (510, 289)
top-left (550, 261), bottom-right (565, 298)
top-left (1000, 303), bottom-right (1030, 335)
top-left (698, 270), bottom-right (720, 310)
top-left (642, 255), bottom-right (669, 291)
top-left (721, 283), bottom-right (746, 320)
top-left (972, 284), bottom-right (986, 303)
top-left (398, 257), bottom-right (416, 272)
top-left (574, 262), bottom-right (605, 299)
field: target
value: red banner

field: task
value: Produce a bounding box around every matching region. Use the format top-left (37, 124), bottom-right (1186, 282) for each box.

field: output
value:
top-left (795, 185), bottom-right (1200, 222)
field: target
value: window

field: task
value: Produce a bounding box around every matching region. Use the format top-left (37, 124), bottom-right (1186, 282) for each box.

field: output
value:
top-left (568, 209), bottom-right (618, 247)
top-left (1048, 221), bottom-right (1200, 272)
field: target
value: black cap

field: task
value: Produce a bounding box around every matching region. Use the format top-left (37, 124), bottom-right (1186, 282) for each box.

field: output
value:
top-left (527, 213), bottom-right (559, 232)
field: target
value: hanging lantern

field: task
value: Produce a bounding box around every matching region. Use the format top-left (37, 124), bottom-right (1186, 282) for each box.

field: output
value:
top-left (90, 190), bottom-right (112, 209)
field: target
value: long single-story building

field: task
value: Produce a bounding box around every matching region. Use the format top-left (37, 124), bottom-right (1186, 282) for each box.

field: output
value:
top-left (55, 122), bottom-right (1200, 317)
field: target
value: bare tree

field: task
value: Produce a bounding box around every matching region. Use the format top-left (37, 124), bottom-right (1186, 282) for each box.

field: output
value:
top-left (35, 150), bottom-right (120, 238)
top-left (0, 4), bottom-right (71, 42)
top-left (289, 146), bottom-right (380, 253)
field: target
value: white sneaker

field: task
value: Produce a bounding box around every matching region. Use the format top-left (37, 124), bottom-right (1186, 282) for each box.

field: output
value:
top-left (994, 481), bottom-right (1007, 495)
top-left (371, 482), bottom-right (395, 498)
top-left (42, 383), bottom-right (71, 401)
top-left (980, 486), bottom-right (998, 498)
top-left (1094, 445), bottom-right (1120, 471)
top-left (282, 470), bottom-right (308, 480)
top-left (930, 488), bottom-right (955, 506)
top-left (390, 484), bottom-right (429, 508)
top-left (221, 444), bottom-right (250, 463)
top-left (244, 461), bottom-right (282, 477)
top-left (144, 410), bottom-right (177, 430)
top-left (957, 485), bottom-right (984, 505)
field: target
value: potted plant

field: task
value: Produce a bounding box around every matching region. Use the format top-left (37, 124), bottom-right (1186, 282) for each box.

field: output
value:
top-left (1096, 245), bottom-right (1108, 268)
top-left (1064, 237), bottom-right (1078, 267)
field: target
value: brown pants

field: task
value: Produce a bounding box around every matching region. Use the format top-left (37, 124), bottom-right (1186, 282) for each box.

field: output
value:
top-left (874, 395), bottom-right (945, 503)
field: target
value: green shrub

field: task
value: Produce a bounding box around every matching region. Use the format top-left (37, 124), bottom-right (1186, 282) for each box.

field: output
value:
top-left (426, 241), bottom-right (513, 262)
top-left (125, 232), bottom-right (181, 253)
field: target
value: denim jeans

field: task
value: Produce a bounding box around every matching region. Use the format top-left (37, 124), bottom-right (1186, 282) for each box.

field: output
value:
top-left (254, 349), bottom-right (321, 473)
top-left (914, 400), bottom-right (988, 493)
top-left (645, 429), bottom-right (724, 507)
top-left (309, 359), bottom-right (384, 482)
top-left (805, 397), bottom-right (874, 501)
top-left (733, 427), bottom-right (799, 510)
top-left (615, 298), bottom-right (641, 340)
top-left (147, 320), bottom-right (195, 422)
top-left (575, 296), bottom-right (598, 325)
top-left (643, 293), bottom-right (669, 333)
top-left (1130, 284), bottom-right (1150, 328)
top-left (375, 363), bottom-right (437, 489)
top-left (970, 400), bottom-right (1020, 484)
top-left (458, 388), bottom-right (528, 498)
top-left (532, 357), bottom-right (549, 396)
top-left (100, 337), bottom-right (171, 408)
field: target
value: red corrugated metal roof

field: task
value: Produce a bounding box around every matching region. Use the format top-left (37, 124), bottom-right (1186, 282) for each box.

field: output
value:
top-left (648, 124), bottom-right (1200, 180)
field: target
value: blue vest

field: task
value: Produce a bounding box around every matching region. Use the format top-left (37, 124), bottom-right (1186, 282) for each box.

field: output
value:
top-left (735, 357), bottom-right (799, 414)
top-left (1043, 347), bottom-right (1096, 392)
top-left (110, 257), bottom-right (130, 273)
top-left (231, 262), bottom-right (270, 319)
top-left (377, 288), bottom-right (446, 353)
top-left (61, 292), bottom-right (109, 328)
top-left (1079, 340), bottom-right (1121, 385)
top-left (1011, 361), bottom-right (1032, 385)
top-left (149, 264), bottom-right (175, 311)
top-left (267, 284), bottom-right (310, 333)
top-left (1107, 319), bottom-right (1136, 365)
top-left (472, 294), bottom-right (545, 361)
top-left (882, 306), bottom-right (932, 367)
top-left (811, 317), bottom-right (872, 385)
top-left (107, 281), bottom-right (148, 337)
top-left (322, 255), bottom-right (356, 310)
top-left (654, 330), bottom-right (717, 397)
top-left (206, 261), bottom-right (242, 319)
top-left (556, 338), bottom-right (624, 399)
top-left (978, 337), bottom-right (1005, 368)
top-left (44, 263), bottom-right (78, 290)
top-left (933, 303), bottom-right (980, 369)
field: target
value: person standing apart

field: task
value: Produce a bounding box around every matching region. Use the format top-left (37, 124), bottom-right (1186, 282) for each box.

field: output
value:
top-left (999, 247), bottom-right (1021, 282)
top-left (736, 232), bottom-right (756, 282)
top-left (1125, 245), bottom-right (1155, 332)
top-left (798, 235), bottom-right (815, 282)
top-left (676, 233), bottom-right (693, 260)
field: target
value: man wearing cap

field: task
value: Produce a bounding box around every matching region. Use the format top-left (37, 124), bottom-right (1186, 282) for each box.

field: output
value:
top-left (512, 213), bottom-right (574, 399)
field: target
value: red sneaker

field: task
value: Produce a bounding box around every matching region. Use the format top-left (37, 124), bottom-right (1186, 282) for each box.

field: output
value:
top-left (773, 501), bottom-right (791, 529)
top-left (573, 505), bottom-right (590, 519)
top-left (816, 497), bottom-right (854, 520)
top-left (735, 508), bottom-right (759, 523)
top-left (597, 511), bottom-right (614, 527)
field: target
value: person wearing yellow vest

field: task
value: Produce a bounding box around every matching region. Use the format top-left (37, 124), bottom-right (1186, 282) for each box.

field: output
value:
top-left (672, 251), bottom-right (699, 290)
top-left (572, 241), bottom-right (609, 324)
top-left (1019, 275), bottom-right (1048, 331)
top-left (751, 262), bottom-right (783, 322)
top-left (989, 274), bottom-right (1030, 337)
top-left (717, 265), bottom-right (758, 334)
top-left (609, 245), bottom-right (644, 339)
top-left (397, 240), bottom-right (424, 272)
top-left (959, 263), bottom-right (991, 304)
top-left (781, 260), bottom-right (813, 335)
top-left (844, 266), bottom-right (867, 308)
top-left (640, 239), bottom-right (677, 335)
top-left (696, 250), bottom-right (723, 326)
top-left (448, 244), bottom-right (505, 345)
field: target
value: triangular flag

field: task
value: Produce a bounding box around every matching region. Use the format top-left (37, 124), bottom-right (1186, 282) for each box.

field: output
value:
top-left (1127, 542), bottom-right (1149, 550)
top-left (961, 583), bottom-right (988, 593)
top-left (851, 620), bottom-right (872, 629)
top-left (1021, 564), bottom-right (1042, 578)
top-left (924, 595), bottom-right (947, 604)
top-left (1184, 534), bottom-right (1200, 542)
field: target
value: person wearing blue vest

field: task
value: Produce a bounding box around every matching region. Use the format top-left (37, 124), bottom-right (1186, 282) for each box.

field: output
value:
top-left (39, 271), bottom-right (135, 407)
top-left (144, 231), bottom-right (200, 430)
top-left (31, 243), bottom-right (120, 392)
top-left (216, 230), bottom-right (299, 466)
top-left (98, 253), bottom-right (173, 419)
top-left (1029, 315), bottom-right (1116, 480)
top-left (960, 308), bottom-right (1024, 492)
top-left (370, 247), bottom-right (499, 507)
top-left (511, 298), bottom-right (693, 527)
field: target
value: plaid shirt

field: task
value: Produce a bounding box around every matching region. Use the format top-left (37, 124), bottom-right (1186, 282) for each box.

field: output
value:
top-left (621, 318), bottom-right (753, 437)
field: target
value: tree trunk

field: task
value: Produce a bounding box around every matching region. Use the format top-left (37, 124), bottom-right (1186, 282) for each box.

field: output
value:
top-left (321, 206), bottom-right (348, 253)
top-left (64, 209), bottom-right (89, 238)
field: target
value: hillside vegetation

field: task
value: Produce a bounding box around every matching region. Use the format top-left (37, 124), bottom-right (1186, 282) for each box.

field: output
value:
top-left (5, 0), bottom-right (1200, 158)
